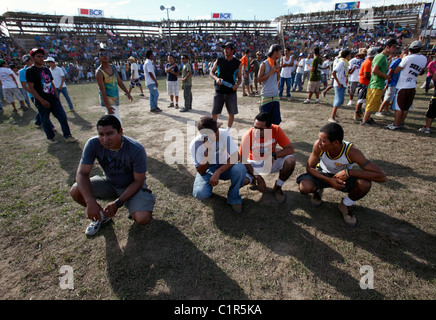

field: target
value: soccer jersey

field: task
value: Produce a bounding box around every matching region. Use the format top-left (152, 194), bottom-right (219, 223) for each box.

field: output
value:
top-left (97, 64), bottom-right (119, 107)
top-left (318, 141), bottom-right (354, 175)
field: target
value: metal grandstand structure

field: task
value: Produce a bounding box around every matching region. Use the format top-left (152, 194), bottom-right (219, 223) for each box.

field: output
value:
top-left (276, 3), bottom-right (426, 35)
top-left (0, 3), bottom-right (430, 51)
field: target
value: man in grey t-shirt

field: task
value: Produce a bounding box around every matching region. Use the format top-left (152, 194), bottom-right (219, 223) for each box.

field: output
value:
top-left (70, 115), bottom-right (155, 235)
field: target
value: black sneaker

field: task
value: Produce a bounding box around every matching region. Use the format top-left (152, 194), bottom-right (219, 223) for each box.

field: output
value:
top-left (150, 108), bottom-right (162, 113)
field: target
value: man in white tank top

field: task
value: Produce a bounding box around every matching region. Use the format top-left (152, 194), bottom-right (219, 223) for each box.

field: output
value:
top-left (297, 123), bottom-right (386, 227)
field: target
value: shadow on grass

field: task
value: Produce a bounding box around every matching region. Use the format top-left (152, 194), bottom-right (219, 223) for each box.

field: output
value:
top-left (103, 220), bottom-right (248, 299)
top-left (208, 192), bottom-right (386, 299)
top-left (208, 182), bottom-right (436, 298)
top-left (296, 198), bottom-right (436, 283)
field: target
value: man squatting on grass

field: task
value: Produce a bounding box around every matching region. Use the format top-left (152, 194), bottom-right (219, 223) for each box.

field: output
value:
top-left (296, 122), bottom-right (386, 227)
top-left (70, 115), bottom-right (155, 236)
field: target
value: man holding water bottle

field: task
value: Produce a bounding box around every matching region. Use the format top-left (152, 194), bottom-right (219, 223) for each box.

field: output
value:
top-left (209, 42), bottom-right (242, 131)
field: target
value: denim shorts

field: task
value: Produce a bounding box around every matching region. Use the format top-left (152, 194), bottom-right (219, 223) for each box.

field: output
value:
top-left (333, 86), bottom-right (346, 107)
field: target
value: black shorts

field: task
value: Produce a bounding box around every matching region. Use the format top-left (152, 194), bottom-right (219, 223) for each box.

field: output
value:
top-left (130, 78), bottom-right (142, 88)
top-left (426, 97), bottom-right (436, 119)
top-left (212, 92), bottom-right (238, 115)
top-left (296, 171), bottom-right (358, 193)
top-left (357, 83), bottom-right (368, 101)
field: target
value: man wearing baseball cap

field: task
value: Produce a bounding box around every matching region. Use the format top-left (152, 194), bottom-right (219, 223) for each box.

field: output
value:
top-left (26, 48), bottom-right (77, 143)
top-left (127, 56), bottom-right (145, 97)
top-left (45, 56), bottom-right (75, 112)
top-left (354, 47), bottom-right (378, 121)
top-left (209, 42), bottom-right (242, 131)
top-left (385, 40), bottom-right (427, 130)
top-left (361, 39), bottom-right (399, 126)
top-left (258, 44), bottom-right (283, 125)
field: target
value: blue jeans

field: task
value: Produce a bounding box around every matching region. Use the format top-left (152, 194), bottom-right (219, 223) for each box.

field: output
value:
top-left (35, 99), bottom-right (72, 139)
top-left (293, 73), bottom-right (303, 92)
top-left (279, 77), bottom-right (292, 98)
top-left (20, 88), bottom-right (31, 107)
top-left (56, 87), bottom-right (74, 110)
top-left (425, 76), bottom-right (434, 93)
top-left (147, 83), bottom-right (159, 110)
top-left (193, 163), bottom-right (247, 205)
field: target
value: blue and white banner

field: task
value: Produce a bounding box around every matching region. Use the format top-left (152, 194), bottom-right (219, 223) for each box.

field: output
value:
top-left (211, 13), bottom-right (232, 20)
top-left (335, 2), bottom-right (360, 11)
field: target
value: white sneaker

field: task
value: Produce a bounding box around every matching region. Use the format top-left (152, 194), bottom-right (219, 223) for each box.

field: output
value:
top-left (374, 112), bottom-right (385, 117)
top-left (85, 211), bottom-right (112, 236)
top-left (315, 99), bottom-right (319, 103)
top-left (303, 99), bottom-right (310, 104)
top-left (347, 100), bottom-right (353, 106)
top-left (418, 127), bottom-right (431, 134)
top-left (328, 118), bottom-right (337, 123)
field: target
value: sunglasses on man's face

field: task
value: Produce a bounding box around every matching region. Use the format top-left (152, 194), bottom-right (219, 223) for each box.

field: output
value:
top-left (99, 52), bottom-right (109, 57)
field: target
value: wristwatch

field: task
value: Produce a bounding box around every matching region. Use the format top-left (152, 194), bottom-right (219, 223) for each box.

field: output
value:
top-left (115, 198), bottom-right (124, 208)
top-left (272, 152), bottom-right (277, 160)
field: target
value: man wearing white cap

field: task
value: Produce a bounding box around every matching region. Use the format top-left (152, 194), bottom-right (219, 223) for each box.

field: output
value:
top-left (127, 56), bottom-right (144, 97)
top-left (385, 40), bottom-right (427, 130)
top-left (45, 56), bottom-right (75, 112)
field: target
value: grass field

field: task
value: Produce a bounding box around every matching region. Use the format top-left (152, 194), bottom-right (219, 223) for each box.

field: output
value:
top-left (0, 75), bottom-right (435, 300)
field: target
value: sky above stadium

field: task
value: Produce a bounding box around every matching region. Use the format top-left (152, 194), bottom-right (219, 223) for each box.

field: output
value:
top-left (0, 0), bottom-right (429, 21)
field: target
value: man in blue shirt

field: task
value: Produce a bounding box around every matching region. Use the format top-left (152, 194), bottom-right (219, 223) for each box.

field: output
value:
top-left (70, 114), bottom-right (156, 236)
top-left (376, 48), bottom-right (408, 116)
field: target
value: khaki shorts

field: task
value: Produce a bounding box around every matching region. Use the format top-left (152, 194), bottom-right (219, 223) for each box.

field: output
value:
top-left (365, 88), bottom-right (383, 112)
top-left (3, 88), bottom-right (24, 103)
top-left (307, 81), bottom-right (320, 93)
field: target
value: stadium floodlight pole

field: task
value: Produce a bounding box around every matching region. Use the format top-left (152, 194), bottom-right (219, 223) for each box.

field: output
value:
top-left (160, 5), bottom-right (175, 52)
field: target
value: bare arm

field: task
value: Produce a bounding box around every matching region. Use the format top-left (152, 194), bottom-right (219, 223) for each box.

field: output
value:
top-left (76, 163), bottom-right (103, 221)
top-left (103, 172), bottom-right (146, 217)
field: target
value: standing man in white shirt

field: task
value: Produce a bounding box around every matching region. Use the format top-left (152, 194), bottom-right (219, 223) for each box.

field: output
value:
top-left (329, 49), bottom-right (351, 123)
top-left (127, 56), bottom-right (145, 97)
top-left (0, 59), bottom-right (25, 113)
top-left (386, 41), bottom-right (427, 130)
top-left (279, 47), bottom-right (294, 100)
top-left (346, 48), bottom-right (366, 106)
top-left (45, 57), bottom-right (75, 112)
top-left (143, 50), bottom-right (161, 113)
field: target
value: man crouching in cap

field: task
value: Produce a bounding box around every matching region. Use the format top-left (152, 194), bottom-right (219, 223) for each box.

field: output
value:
top-left (189, 116), bottom-right (249, 213)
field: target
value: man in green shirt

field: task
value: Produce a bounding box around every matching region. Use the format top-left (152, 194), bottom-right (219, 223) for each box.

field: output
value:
top-left (180, 55), bottom-right (193, 112)
top-left (303, 47), bottom-right (323, 104)
top-left (361, 39), bottom-right (399, 126)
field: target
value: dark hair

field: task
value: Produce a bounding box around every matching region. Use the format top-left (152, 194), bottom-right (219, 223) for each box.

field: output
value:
top-left (146, 50), bottom-right (154, 59)
top-left (96, 115), bottom-right (122, 132)
top-left (314, 47), bottom-right (320, 55)
top-left (319, 123), bottom-right (344, 143)
top-left (245, 49), bottom-right (250, 54)
top-left (286, 46), bottom-right (291, 51)
top-left (181, 55), bottom-right (188, 60)
top-left (254, 112), bottom-right (272, 128)
top-left (341, 49), bottom-right (351, 58)
top-left (409, 48), bottom-right (421, 54)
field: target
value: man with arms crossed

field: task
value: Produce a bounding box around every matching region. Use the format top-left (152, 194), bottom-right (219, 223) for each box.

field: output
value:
top-left (297, 122), bottom-right (386, 227)
top-left (70, 115), bottom-right (156, 236)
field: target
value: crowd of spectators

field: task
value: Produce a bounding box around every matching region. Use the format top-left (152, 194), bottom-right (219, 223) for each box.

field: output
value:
top-left (0, 18), bottom-right (423, 86)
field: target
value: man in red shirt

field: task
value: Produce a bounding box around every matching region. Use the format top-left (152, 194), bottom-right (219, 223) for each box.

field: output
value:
top-left (239, 112), bottom-right (296, 203)
top-left (354, 47), bottom-right (378, 121)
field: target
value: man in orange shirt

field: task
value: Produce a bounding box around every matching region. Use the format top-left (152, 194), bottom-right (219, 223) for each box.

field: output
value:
top-left (239, 112), bottom-right (296, 204)
top-left (354, 47), bottom-right (378, 121)
top-left (240, 49), bottom-right (254, 96)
